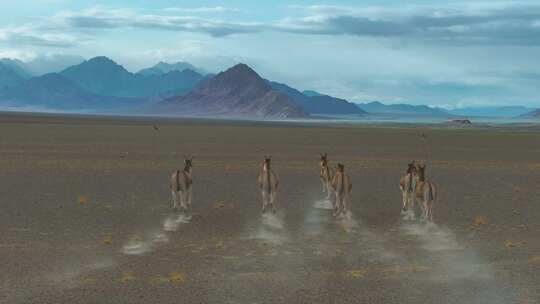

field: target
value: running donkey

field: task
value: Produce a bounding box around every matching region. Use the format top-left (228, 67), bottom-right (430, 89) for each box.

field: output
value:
top-left (320, 153), bottom-right (334, 199)
top-left (170, 156), bottom-right (194, 212)
top-left (332, 163), bottom-right (352, 217)
top-left (399, 161), bottom-right (417, 218)
top-left (258, 156), bottom-right (279, 213)
top-left (414, 162), bottom-right (437, 221)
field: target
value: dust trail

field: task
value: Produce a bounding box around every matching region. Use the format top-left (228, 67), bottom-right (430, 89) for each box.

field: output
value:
top-left (336, 210), bottom-right (359, 233)
top-left (122, 212), bottom-right (189, 256)
top-left (400, 222), bottom-right (511, 303)
top-left (401, 209), bottom-right (416, 221)
top-left (122, 230), bottom-right (169, 256)
top-left (163, 213), bottom-right (191, 232)
top-left (313, 199), bottom-right (334, 210)
top-left (248, 211), bottom-right (289, 245)
top-left (303, 199), bottom-right (403, 263)
top-left (47, 257), bottom-right (116, 289)
top-left (304, 202), bottom-right (331, 236)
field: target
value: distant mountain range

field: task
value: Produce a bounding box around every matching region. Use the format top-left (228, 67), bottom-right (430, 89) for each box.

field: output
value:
top-left (357, 101), bottom-right (451, 117)
top-left (138, 61), bottom-right (207, 76)
top-left (448, 106), bottom-right (534, 118)
top-left (520, 109), bottom-right (540, 118)
top-left (1, 55), bottom-right (539, 119)
top-left (60, 57), bottom-right (203, 98)
top-left (0, 73), bottom-right (140, 111)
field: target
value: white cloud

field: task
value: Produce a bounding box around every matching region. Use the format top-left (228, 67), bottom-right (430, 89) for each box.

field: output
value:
top-left (0, 26), bottom-right (79, 47)
top-left (163, 6), bottom-right (241, 14)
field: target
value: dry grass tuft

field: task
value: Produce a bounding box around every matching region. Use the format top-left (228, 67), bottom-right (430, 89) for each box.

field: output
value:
top-left (348, 269), bottom-right (367, 278)
top-left (78, 195), bottom-right (88, 205)
top-left (169, 272), bottom-right (186, 283)
top-left (473, 215), bottom-right (488, 227)
top-left (119, 271), bottom-right (135, 283)
top-left (102, 235), bottom-right (113, 245)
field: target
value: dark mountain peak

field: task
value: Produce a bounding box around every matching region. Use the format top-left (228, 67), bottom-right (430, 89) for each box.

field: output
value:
top-left (82, 56), bottom-right (127, 72)
top-left (138, 61), bottom-right (205, 75)
top-left (87, 56), bottom-right (116, 64)
top-left (62, 56), bottom-right (128, 76)
top-left (210, 63), bottom-right (267, 90)
top-left (226, 63), bottom-right (257, 76)
top-left (367, 101), bottom-right (384, 106)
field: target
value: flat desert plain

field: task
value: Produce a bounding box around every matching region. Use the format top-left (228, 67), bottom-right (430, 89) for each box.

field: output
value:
top-left (1, 114), bottom-right (539, 304)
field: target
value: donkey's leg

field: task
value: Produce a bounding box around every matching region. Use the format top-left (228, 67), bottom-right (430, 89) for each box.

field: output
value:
top-left (427, 200), bottom-right (433, 222)
top-left (422, 199), bottom-right (429, 221)
top-left (171, 190), bottom-right (177, 210)
top-left (321, 178), bottom-right (326, 193)
top-left (261, 191), bottom-right (268, 213)
top-left (410, 194), bottom-right (418, 220)
top-left (180, 191), bottom-right (188, 213)
top-left (326, 181), bottom-right (333, 200)
top-left (401, 191), bottom-right (408, 212)
top-left (270, 191), bottom-right (277, 214)
top-left (334, 194), bottom-right (342, 217)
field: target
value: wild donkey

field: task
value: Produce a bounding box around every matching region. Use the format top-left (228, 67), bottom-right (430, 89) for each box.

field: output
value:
top-left (415, 163), bottom-right (437, 221)
top-left (170, 157), bottom-right (194, 212)
top-left (399, 161), bottom-right (417, 215)
top-left (332, 163), bottom-right (352, 217)
top-left (319, 153), bottom-right (334, 199)
top-left (258, 156), bottom-right (279, 213)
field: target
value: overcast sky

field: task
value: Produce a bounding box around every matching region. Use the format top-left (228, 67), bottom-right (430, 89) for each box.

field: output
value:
top-left (1, 0), bottom-right (540, 108)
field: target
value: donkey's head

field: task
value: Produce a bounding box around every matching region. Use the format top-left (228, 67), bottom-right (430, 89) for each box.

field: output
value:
top-left (263, 155), bottom-right (272, 170)
top-left (184, 156), bottom-right (194, 171)
top-left (407, 161), bottom-right (417, 175)
top-left (337, 163), bottom-right (345, 173)
top-left (320, 153), bottom-right (328, 167)
top-left (416, 163), bottom-right (426, 181)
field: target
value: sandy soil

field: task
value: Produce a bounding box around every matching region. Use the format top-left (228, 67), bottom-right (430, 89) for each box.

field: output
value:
top-left (1, 114), bottom-right (539, 304)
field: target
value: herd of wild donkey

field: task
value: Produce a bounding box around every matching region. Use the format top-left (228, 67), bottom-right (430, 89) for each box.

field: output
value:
top-left (169, 154), bottom-right (437, 222)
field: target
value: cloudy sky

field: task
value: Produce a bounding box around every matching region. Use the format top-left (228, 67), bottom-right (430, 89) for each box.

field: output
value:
top-left (1, 0), bottom-right (540, 108)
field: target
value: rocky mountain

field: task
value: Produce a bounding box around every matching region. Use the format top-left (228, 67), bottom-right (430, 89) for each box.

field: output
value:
top-left (0, 73), bottom-right (141, 111)
top-left (138, 61), bottom-right (207, 76)
top-left (357, 101), bottom-right (450, 116)
top-left (159, 64), bottom-right (306, 118)
top-left (60, 57), bottom-right (204, 98)
top-left (269, 81), bottom-right (366, 115)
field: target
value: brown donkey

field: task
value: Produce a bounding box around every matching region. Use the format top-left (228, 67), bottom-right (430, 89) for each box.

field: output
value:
top-left (258, 156), bottom-right (279, 213)
top-left (332, 163), bottom-right (352, 217)
top-left (399, 161), bottom-right (417, 215)
top-left (320, 153), bottom-right (335, 200)
top-left (415, 163), bottom-right (437, 221)
top-left (170, 157), bottom-right (193, 212)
